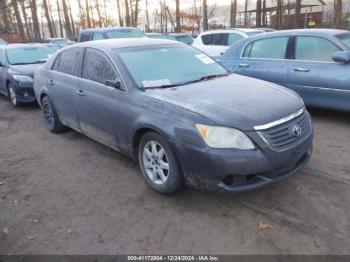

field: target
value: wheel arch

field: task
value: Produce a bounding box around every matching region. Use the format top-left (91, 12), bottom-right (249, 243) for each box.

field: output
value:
top-left (131, 125), bottom-right (171, 160)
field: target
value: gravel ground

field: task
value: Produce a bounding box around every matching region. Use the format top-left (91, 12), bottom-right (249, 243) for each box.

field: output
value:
top-left (0, 96), bottom-right (349, 255)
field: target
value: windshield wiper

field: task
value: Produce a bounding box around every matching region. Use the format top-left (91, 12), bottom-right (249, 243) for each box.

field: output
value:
top-left (143, 73), bottom-right (230, 90)
top-left (11, 59), bottom-right (47, 65)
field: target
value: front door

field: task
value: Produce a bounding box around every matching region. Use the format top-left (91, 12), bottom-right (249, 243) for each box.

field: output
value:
top-left (76, 48), bottom-right (127, 149)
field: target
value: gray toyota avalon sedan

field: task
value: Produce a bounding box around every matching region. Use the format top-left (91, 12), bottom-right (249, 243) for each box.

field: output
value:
top-left (33, 38), bottom-right (313, 194)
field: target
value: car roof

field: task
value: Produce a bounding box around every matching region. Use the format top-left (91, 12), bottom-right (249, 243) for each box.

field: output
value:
top-left (246, 28), bottom-right (348, 40)
top-left (200, 28), bottom-right (262, 35)
top-left (80, 27), bottom-right (140, 33)
top-left (64, 38), bottom-right (181, 51)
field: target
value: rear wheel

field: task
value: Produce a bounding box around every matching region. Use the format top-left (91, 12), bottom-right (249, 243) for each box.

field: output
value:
top-left (138, 132), bottom-right (184, 194)
top-left (41, 96), bottom-right (66, 133)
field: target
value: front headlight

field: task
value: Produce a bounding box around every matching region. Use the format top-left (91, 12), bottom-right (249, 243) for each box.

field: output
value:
top-left (13, 75), bottom-right (33, 83)
top-left (196, 124), bottom-right (255, 150)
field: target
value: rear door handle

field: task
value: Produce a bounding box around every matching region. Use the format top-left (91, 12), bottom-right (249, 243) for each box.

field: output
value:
top-left (76, 89), bottom-right (85, 96)
top-left (294, 67), bottom-right (310, 72)
top-left (239, 63), bottom-right (250, 68)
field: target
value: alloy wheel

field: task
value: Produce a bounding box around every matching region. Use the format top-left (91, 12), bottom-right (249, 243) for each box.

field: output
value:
top-left (42, 100), bottom-right (54, 130)
top-left (143, 140), bottom-right (170, 185)
top-left (9, 86), bottom-right (17, 106)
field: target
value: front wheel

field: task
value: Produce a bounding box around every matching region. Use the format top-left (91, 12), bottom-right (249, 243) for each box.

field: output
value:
top-left (138, 132), bottom-right (184, 194)
top-left (41, 96), bottom-right (66, 133)
top-left (8, 83), bottom-right (21, 107)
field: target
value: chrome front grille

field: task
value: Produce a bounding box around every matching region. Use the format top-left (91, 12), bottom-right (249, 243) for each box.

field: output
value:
top-left (258, 111), bottom-right (311, 151)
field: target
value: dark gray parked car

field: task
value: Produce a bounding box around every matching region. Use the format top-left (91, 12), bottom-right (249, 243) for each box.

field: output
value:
top-left (0, 44), bottom-right (56, 106)
top-left (222, 29), bottom-right (350, 112)
top-left (33, 38), bottom-right (313, 194)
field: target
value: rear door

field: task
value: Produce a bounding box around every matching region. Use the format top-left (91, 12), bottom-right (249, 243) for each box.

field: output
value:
top-left (287, 35), bottom-right (350, 110)
top-left (234, 36), bottom-right (292, 87)
top-left (49, 47), bottom-right (83, 130)
top-left (76, 48), bottom-right (128, 149)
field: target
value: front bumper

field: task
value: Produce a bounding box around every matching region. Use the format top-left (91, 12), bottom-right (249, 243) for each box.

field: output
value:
top-left (12, 82), bottom-right (36, 103)
top-left (170, 116), bottom-right (313, 192)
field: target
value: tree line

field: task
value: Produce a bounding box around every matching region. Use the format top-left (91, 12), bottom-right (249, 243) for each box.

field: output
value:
top-left (0, 0), bottom-right (345, 42)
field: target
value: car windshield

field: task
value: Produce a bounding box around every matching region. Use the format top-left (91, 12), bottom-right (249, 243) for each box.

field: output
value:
top-left (117, 44), bottom-right (228, 89)
top-left (6, 46), bottom-right (55, 65)
top-left (176, 35), bottom-right (194, 44)
top-left (106, 29), bottom-right (145, 39)
top-left (336, 33), bottom-right (350, 48)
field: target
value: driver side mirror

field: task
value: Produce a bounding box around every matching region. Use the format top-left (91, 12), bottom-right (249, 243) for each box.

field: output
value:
top-left (332, 51), bottom-right (350, 63)
top-left (0, 61), bottom-right (4, 67)
top-left (105, 79), bottom-right (121, 89)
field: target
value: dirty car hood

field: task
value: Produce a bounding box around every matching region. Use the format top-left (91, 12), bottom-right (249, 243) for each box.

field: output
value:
top-left (146, 74), bottom-right (304, 131)
top-left (9, 64), bottom-right (44, 77)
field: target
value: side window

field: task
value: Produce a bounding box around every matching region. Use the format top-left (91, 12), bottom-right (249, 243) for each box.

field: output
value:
top-left (295, 36), bottom-right (341, 62)
top-left (82, 48), bottom-right (117, 84)
top-left (228, 33), bottom-right (243, 46)
top-left (243, 37), bottom-right (289, 59)
top-left (79, 32), bottom-right (91, 42)
top-left (57, 48), bottom-right (82, 76)
top-left (92, 32), bottom-right (104, 41)
top-left (202, 33), bottom-right (228, 46)
top-left (51, 54), bottom-right (61, 71)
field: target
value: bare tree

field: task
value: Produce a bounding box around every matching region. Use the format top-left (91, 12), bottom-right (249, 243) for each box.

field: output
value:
top-left (244, 0), bottom-right (248, 27)
top-left (30, 0), bottom-right (41, 41)
top-left (294, 0), bottom-right (301, 28)
top-left (116, 0), bottom-right (124, 26)
top-left (262, 0), bottom-right (267, 26)
top-left (11, 0), bottom-right (26, 40)
top-left (145, 0), bottom-right (150, 31)
top-left (230, 0), bottom-right (237, 28)
top-left (43, 0), bottom-right (55, 37)
top-left (85, 0), bottom-right (92, 28)
top-left (124, 0), bottom-right (131, 26)
top-left (57, 0), bottom-right (64, 37)
top-left (334, 0), bottom-right (342, 28)
top-left (62, 0), bottom-right (73, 38)
top-left (256, 0), bottom-right (262, 27)
top-left (202, 0), bottom-right (208, 31)
top-left (276, 0), bottom-right (283, 29)
top-left (175, 0), bottom-right (181, 32)
top-left (20, 0), bottom-right (32, 40)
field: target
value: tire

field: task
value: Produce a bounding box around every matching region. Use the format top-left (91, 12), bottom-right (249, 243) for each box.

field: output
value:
top-left (41, 96), bottom-right (66, 133)
top-left (7, 83), bottom-right (22, 107)
top-left (138, 132), bottom-right (184, 194)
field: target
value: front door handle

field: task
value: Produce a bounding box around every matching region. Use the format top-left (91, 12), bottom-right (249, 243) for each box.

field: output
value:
top-left (239, 63), bottom-right (250, 68)
top-left (76, 89), bottom-right (85, 96)
top-left (294, 67), bottom-right (310, 72)
top-left (48, 80), bottom-right (54, 87)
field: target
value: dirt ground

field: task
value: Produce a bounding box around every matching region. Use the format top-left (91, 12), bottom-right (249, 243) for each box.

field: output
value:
top-left (0, 95), bottom-right (349, 255)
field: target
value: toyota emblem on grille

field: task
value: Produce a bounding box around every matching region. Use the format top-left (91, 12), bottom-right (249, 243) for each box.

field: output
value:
top-left (292, 124), bottom-right (302, 137)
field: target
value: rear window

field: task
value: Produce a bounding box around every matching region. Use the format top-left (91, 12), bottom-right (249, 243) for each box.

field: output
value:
top-left (106, 29), bottom-right (145, 39)
top-left (202, 33), bottom-right (228, 46)
top-left (336, 33), bottom-right (350, 48)
top-left (79, 32), bottom-right (91, 42)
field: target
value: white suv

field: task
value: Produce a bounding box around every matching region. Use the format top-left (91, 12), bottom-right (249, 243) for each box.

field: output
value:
top-left (193, 29), bottom-right (263, 60)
